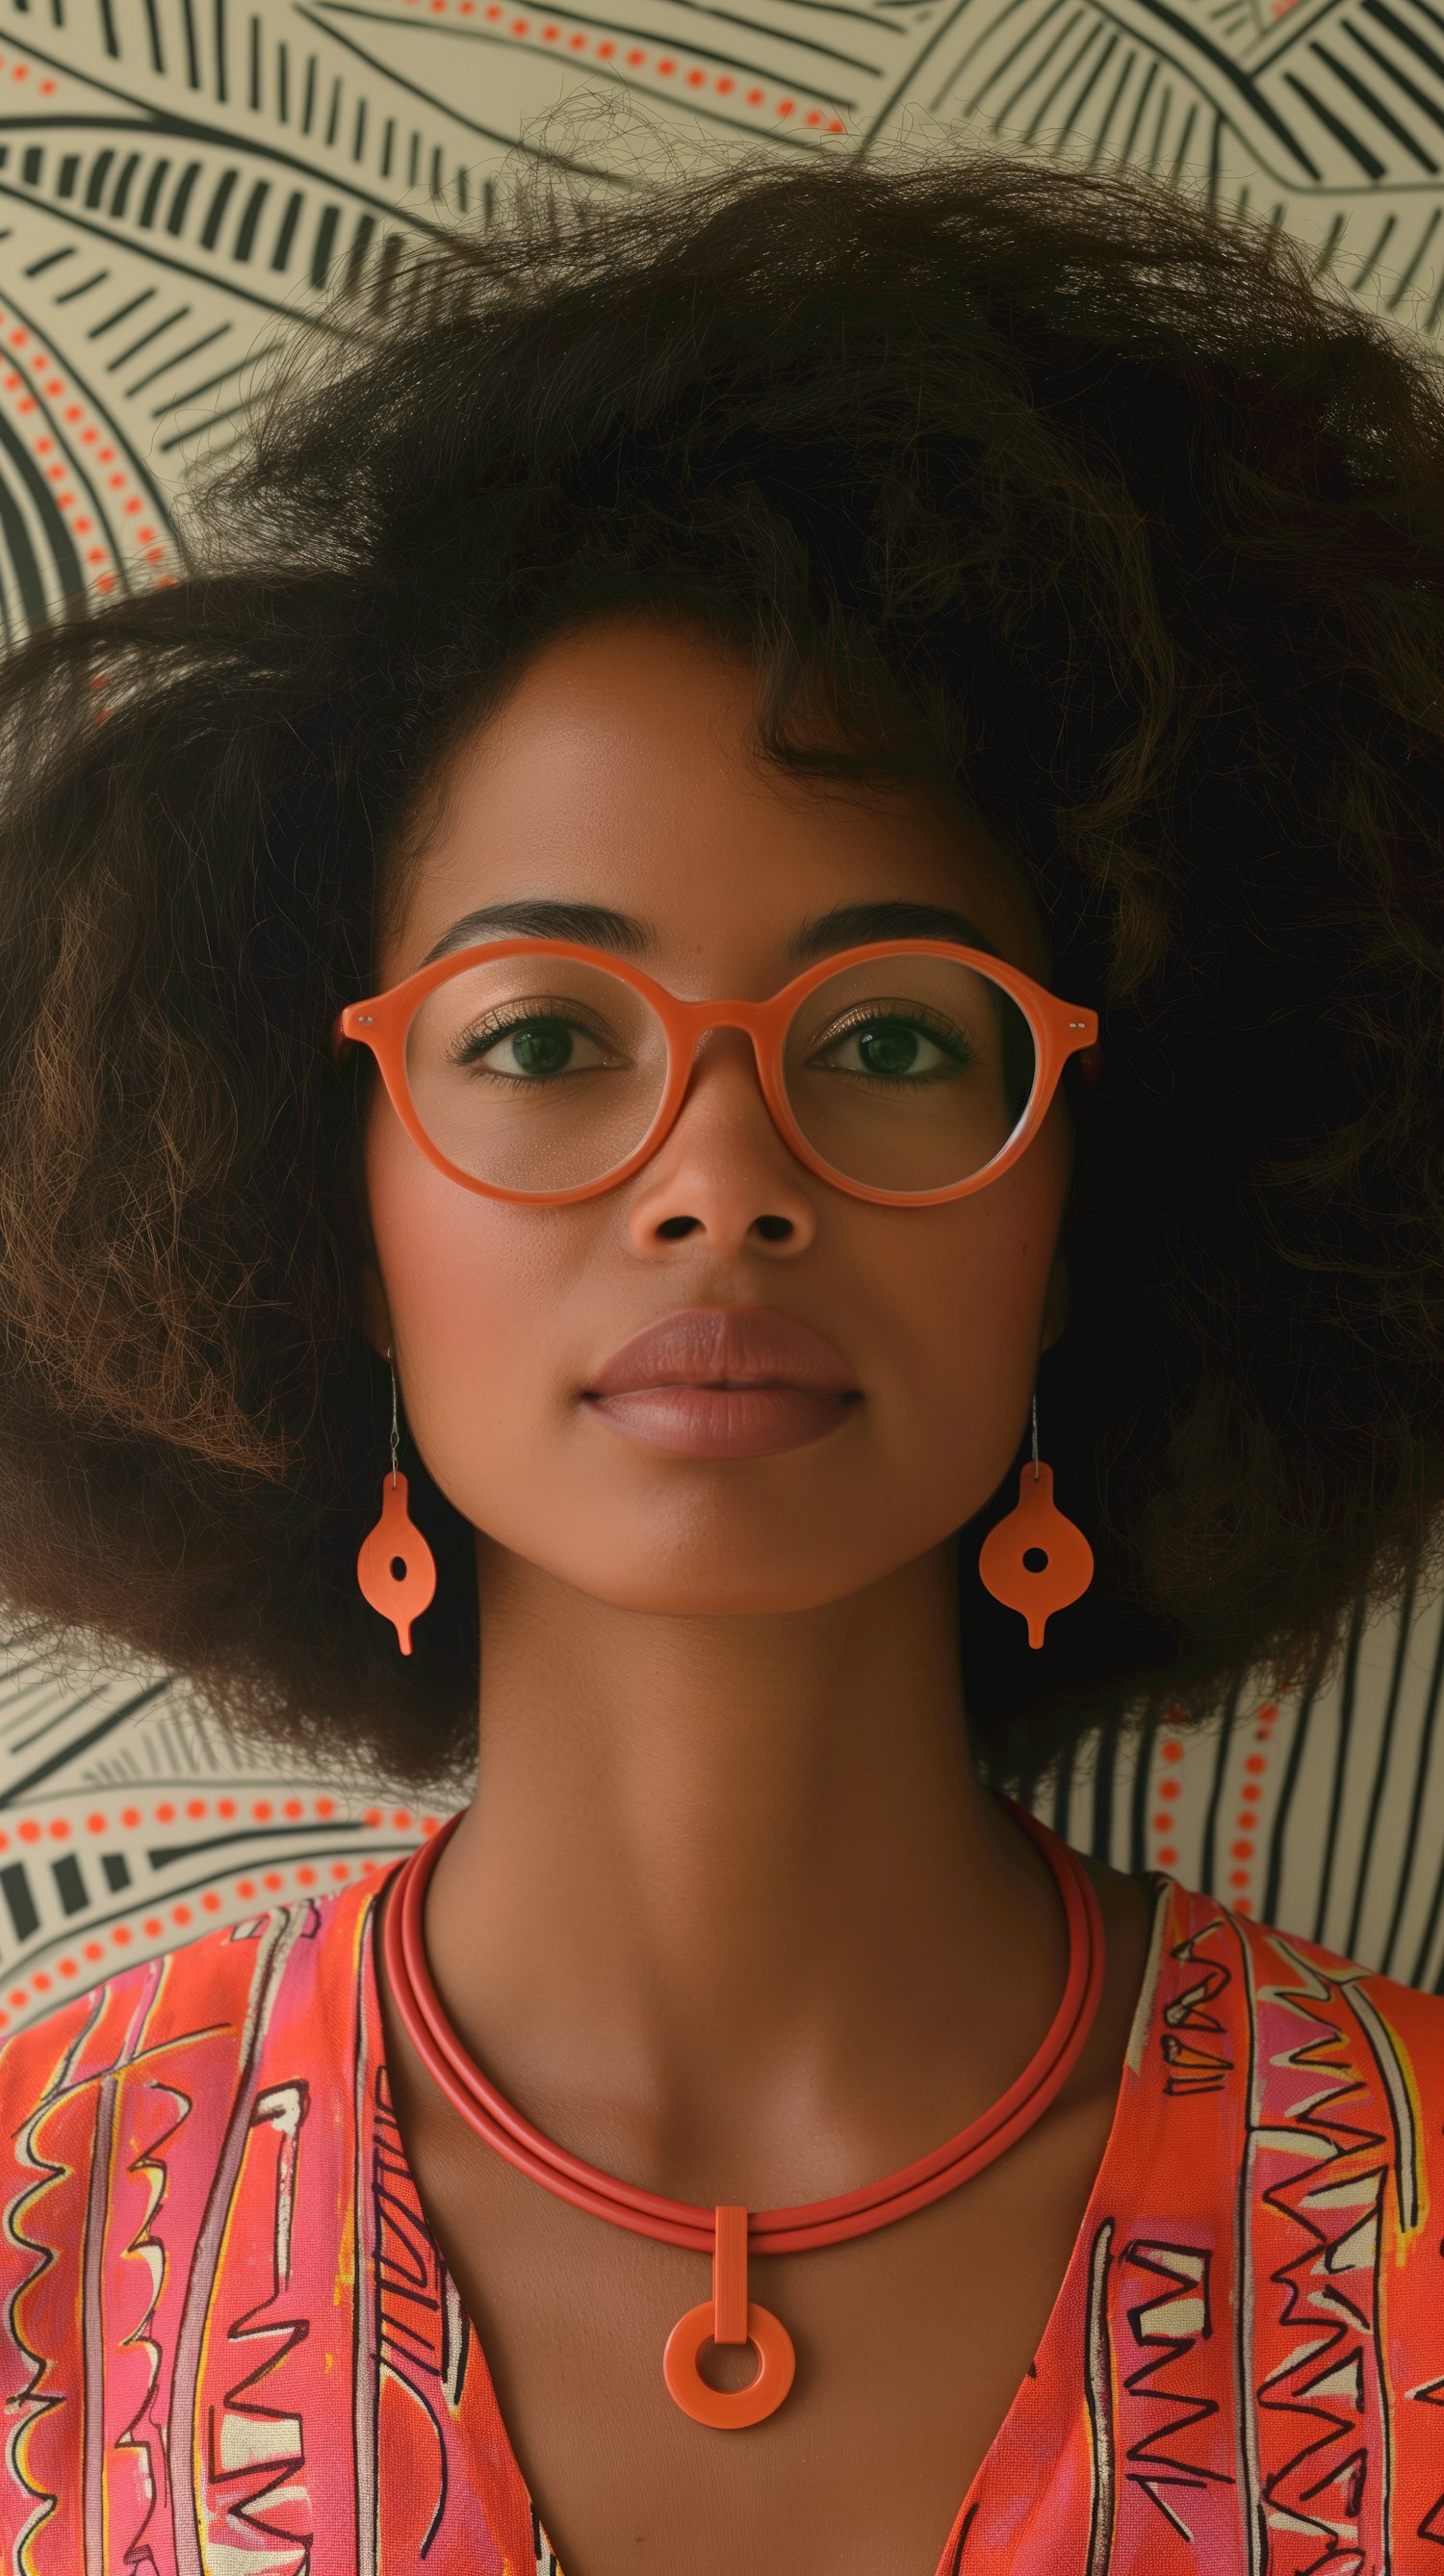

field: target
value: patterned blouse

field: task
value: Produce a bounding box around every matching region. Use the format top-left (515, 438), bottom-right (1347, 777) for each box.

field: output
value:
top-left (0, 1860), bottom-right (1440, 2574)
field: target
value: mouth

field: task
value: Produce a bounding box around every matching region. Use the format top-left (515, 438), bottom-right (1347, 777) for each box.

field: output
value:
top-left (580, 1304), bottom-right (861, 1455)
top-left (580, 1380), bottom-right (862, 1460)
top-left (584, 1378), bottom-right (846, 1393)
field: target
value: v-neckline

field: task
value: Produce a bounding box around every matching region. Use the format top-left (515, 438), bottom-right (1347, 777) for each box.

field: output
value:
top-left (366, 1862), bottom-right (1175, 2576)
top-left (931, 1865), bottom-right (1172, 2562)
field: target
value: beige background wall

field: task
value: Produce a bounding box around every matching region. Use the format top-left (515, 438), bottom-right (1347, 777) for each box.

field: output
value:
top-left (1, 0), bottom-right (1442, 2021)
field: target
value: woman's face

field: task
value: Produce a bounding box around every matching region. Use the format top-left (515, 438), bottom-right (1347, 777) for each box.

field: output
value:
top-left (356, 612), bottom-right (1074, 1618)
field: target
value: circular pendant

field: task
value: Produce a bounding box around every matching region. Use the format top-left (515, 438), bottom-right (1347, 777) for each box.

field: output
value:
top-left (661, 2300), bottom-right (796, 2429)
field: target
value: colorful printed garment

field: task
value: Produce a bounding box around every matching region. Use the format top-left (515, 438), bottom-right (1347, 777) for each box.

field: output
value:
top-left (0, 1860), bottom-right (1441, 2573)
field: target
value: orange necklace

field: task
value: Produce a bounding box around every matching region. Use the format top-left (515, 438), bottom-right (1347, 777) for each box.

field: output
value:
top-left (380, 1799), bottom-right (1105, 2429)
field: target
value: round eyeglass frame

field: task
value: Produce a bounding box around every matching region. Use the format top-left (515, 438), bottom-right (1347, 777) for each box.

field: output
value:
top-left (332, 938), bottom-right (1101, 1210)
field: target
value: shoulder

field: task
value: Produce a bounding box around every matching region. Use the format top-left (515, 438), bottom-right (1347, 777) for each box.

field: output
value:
top-left (0, 1870), bottom-right (384, 2155)
top-left (1152, 1876), bottom-right (1444, 2280)
top-left (1158, 1871), bottom-right (1444, 2074)
top-left (0, 1875), bottom-right (375, 2210)
top-left (1101, 1878), bottom-right (1444, 2554)
top-left (1230, 1892), bottom-right (1444, 2155)
top-left (0, 1875), bottom-right (382, 2537)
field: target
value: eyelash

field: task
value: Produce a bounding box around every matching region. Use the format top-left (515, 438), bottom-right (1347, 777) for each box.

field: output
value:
top-left (449, 1001), bottom-right (977, 1087)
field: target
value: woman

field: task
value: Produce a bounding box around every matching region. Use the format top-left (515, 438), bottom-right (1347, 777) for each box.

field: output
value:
top-left (0, 138), bottom-right (1440, 2575)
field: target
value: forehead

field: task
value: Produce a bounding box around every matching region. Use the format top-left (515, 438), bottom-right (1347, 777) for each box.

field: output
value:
top-left (379, 615), bottom-right (1049, 987)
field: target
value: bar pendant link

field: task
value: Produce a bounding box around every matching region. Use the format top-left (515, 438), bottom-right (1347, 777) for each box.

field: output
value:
top-left (713, 2204), bottom-right (750, 2343)
top-left (661, 2204), bottom-right (797, 2429)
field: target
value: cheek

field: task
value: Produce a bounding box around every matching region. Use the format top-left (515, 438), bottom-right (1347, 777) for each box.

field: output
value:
top-left (887, 1116), bottom-right (1070, 1482)
top-left (854, 1096), bottom-right (1070, 1534)
top-left (362, 1097), bottom-right (569, 1493)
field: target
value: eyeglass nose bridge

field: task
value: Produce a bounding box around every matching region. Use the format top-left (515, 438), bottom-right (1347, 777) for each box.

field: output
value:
top-left (662, 989), bottom-right (786, 1080)
top-left (635, 991), bottom-right (812, 1178)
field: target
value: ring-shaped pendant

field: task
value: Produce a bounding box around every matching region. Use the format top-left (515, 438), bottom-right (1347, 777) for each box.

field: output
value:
top-left (661, 2300), bottom-right (796, 2429)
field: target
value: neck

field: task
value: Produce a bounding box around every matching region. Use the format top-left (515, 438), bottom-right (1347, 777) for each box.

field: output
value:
top-left (416, 1541), bottom-right (1070, 2206)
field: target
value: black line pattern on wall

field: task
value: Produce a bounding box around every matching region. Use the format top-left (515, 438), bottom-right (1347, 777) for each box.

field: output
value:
top-left (0, 0), bottom-right (1440, 2006)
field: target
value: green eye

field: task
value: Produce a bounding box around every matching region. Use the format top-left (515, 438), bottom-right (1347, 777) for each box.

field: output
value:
top-left (455, 1010), bottom-right (612, 1081)
top-left (811, 1008), bottom-right (975, 1087)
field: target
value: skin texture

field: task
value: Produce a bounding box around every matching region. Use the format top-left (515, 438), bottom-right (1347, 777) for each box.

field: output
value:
top-left (358, 612), bottom-right (1153, 2576)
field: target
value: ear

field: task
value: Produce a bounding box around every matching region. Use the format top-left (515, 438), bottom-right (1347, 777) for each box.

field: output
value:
top-left (354, 1249), bottom-right (392, 1362)
top-left (334, 1140), bottom-right (392, 1362)
top-left (1040, 1249), bottom-right (1070, 1354)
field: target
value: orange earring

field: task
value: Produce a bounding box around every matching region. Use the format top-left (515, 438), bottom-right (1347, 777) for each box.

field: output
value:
top-left (977, 1394), bottom-right (1094, 1649)
top-left (356, 1349), bottom-right (437, 1656)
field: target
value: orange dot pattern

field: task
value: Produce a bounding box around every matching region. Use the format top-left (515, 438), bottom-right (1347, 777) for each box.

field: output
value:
top-left (0, 282), bottom-right (171, 605)
top-left (0, 1796), bottom-right (419, 2031)
top-left (1141, 1699), bottom-right (1281, 1916)
top-left (0, 52), bottom-right (56, 92)
top-left (391, 0), bottom-right (848, 131)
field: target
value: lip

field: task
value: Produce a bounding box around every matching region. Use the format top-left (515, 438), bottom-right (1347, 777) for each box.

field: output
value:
top-left (583, 1304), bottom-right (860, 1399)
top-left (582, 1385), bottom-right (859, 1459)
top-left (581, 1304), bottom-right (862, 1459)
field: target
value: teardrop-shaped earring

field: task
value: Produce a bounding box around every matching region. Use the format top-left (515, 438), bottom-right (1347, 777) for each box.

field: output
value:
top-left (977, 1394), bottom-right (1093, 1650)
top-left (356, 1348), bottom-right (437, 1656)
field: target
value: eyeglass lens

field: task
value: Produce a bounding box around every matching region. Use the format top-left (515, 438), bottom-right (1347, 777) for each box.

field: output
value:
top-left (403, 951), bottom-right (1038, 1197)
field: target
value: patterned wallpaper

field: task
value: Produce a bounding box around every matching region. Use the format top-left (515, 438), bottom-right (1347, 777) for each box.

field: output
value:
top-left (2, 0), bottom-right (1443, 2015)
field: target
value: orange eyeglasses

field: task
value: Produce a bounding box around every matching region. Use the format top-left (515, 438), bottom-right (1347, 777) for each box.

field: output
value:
top-left (332, 938), bottom-right (1100, 1210)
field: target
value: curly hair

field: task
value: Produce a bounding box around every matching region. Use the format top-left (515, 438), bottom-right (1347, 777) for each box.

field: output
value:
top-left (0, 133), bottom-right (1441, 1796)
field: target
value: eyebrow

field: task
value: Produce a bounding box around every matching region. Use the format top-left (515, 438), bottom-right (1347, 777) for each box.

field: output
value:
top-left (418, 896), bottom-right (1006, 972)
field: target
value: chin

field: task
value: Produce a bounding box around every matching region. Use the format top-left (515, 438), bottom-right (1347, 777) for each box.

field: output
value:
top-left (559, 1537), bottom-right (874, 1620)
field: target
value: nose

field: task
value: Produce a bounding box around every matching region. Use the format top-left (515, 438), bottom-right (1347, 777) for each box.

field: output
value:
top-left (621, 1026), bottom-right (819, 1256)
